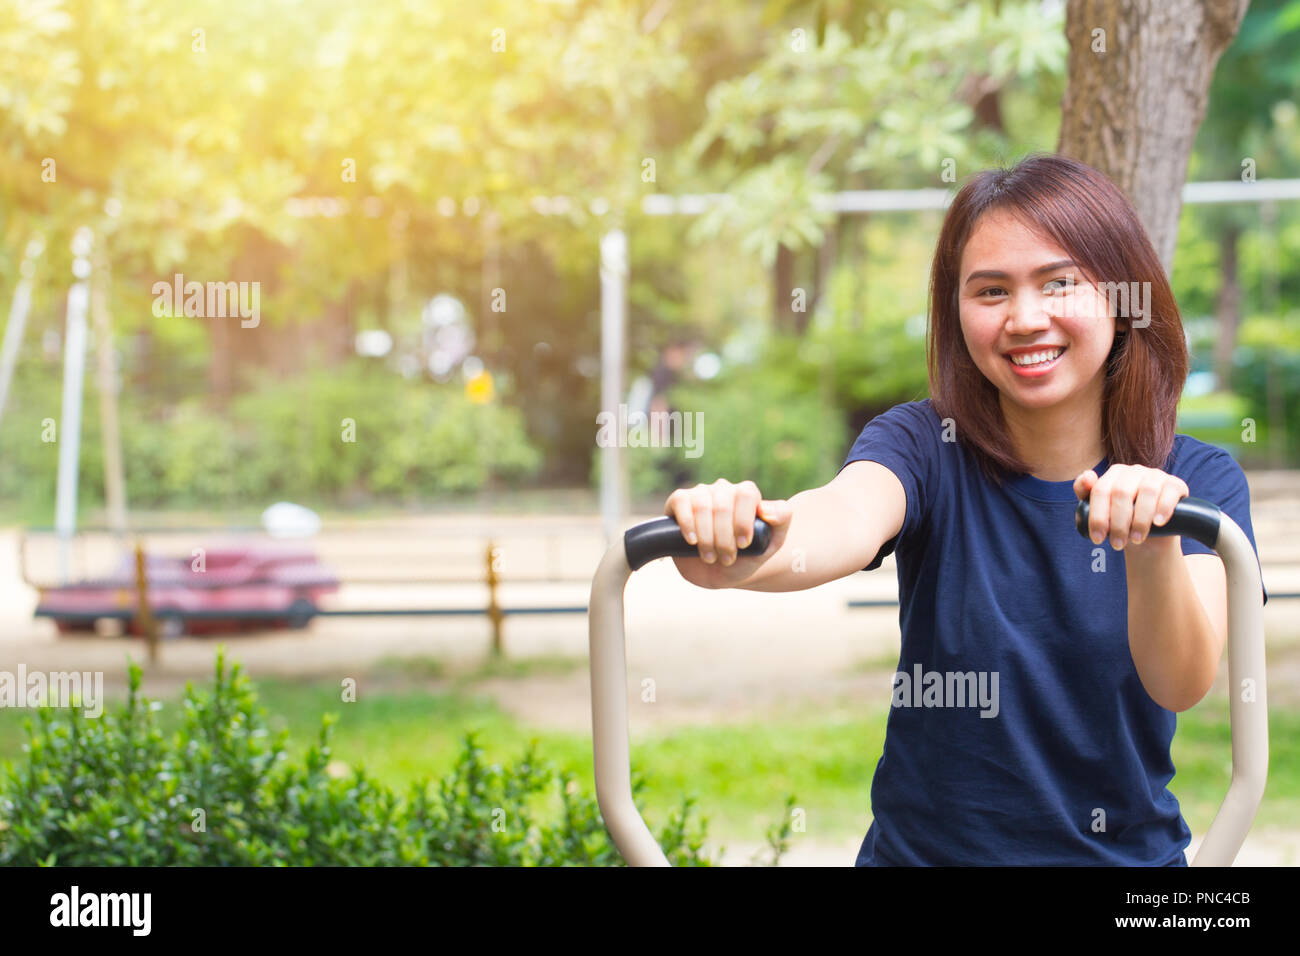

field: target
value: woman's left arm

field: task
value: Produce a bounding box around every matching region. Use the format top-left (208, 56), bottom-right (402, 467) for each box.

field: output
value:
top-left (1075, 465), bottom-right (1229, 712)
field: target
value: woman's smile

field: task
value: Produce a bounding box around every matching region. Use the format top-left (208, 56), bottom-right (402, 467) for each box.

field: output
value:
top-left (1004, 344), bottom-right (1068, 377)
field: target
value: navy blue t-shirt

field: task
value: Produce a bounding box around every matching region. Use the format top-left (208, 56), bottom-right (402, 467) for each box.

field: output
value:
top-left (840, 399), bottom-right (1267, 866)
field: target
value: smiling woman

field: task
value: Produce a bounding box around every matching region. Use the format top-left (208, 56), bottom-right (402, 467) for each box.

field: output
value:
top-left (657, 152), bottom-right (1268, 867)
top-left (929, 153), bottom-right (1188, 484)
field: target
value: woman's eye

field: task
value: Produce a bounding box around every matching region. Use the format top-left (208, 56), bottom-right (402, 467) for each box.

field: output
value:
top-left (1044, 276), bottom-right (1075, 293)
top-left (979, 286), bottom-right (1007, 298)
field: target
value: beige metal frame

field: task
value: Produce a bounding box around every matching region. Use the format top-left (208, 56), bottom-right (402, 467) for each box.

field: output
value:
top-left (588, 544), bottom-right (670, 866)
top-left (1188, 513), bottom-right (1268, 866)
top-left (588, 511), bottom-right (1267, 867)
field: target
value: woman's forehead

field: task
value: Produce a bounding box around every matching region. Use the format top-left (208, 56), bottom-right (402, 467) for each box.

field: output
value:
top-left (967, 210), bottom-right (1066, 257)
top-left (961, 209), bottom-right (1069, 265)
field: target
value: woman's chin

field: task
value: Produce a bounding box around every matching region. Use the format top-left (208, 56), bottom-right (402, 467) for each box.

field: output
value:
top-left (997, 379), bottom-right (1075, 410)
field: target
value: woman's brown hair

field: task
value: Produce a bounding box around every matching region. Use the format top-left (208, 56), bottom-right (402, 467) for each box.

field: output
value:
top-left (927, 153), bottom-right (1189, 483)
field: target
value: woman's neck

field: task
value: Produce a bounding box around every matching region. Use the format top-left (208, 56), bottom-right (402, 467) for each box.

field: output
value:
top-left (1000, 388), bottom-right (1107, 482)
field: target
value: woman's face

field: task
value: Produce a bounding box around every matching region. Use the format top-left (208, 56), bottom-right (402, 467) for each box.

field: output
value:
top-left (957, 209), bottom-right (1116, 413)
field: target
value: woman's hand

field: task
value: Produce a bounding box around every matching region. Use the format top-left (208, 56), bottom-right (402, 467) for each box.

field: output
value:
top-left (664, 479), bottom-right (792, 589)
top-left (1074, 464), bottom-right (1189, 550)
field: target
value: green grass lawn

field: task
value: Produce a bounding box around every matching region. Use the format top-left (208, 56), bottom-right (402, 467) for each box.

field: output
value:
top-left (1, 664), bottom-right (1296, 850)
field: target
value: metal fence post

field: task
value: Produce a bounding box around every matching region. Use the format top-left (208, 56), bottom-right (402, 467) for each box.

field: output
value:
top-left (134, 539), bottom-right (158, 665)
top-left (485, 539), bottom-right (503, 657)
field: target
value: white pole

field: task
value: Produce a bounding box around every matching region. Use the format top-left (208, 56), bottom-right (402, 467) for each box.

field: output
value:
top-left (55, 228), bottom-right (94, 583)
top-left (0, 236), bottom-right (45, 429)
top-left (91, 247), bottom-right (128, 536)
top-left (599, 229), bottom-right (628, 545)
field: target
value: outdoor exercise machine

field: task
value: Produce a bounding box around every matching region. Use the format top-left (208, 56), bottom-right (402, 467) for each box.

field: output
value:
top-left (587, 497), bottom-right (1267, 866)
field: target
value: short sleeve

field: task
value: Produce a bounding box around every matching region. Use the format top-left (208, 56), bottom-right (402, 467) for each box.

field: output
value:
top-left (836, 401), bottom-right (939, 571)
top-left (1171, 445), bottom-right (1268, 607)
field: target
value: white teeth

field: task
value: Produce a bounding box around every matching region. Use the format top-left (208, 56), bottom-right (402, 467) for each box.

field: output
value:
top-left (1009, 347), bottom-right (1064, 366)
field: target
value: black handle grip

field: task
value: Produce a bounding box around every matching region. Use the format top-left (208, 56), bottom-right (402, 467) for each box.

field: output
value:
top-left (1074, 496), bottom-right (1222, 550)
top-left (624, 516), bottom-right (773, 571)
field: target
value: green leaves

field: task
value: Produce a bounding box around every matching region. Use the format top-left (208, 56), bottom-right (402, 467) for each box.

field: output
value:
top-left (0, 651), bottom-right (726, 866)
top-left (620, 348), bottom-right (847, 501)
top-left (688, 156), bottom-right (833, 267)
top-left (0, 359), bottom-right (543, 512)
top-left (0, 0), bottom-right (78, 141)
top-left (681, 1), bottom-right (1066, 263)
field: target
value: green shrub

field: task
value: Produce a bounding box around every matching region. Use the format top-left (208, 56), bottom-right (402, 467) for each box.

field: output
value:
top-left (1230, 317), bottom-right (1300, 466)
top-left (0, 360), bottom-right (543, 516)
top-left (231, 365), bottom-right (542, 503)
top-left (615, 343), bottom-right (848, 503)
top-left (0, 653), bottom-right (723, 866)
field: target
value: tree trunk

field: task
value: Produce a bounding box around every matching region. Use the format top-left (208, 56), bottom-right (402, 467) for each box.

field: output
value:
top-left (1057, 0), bottom-right (1248, 273)
top-left (1212, 224), bottom-right (1240, 391)
top-left (808, 214), bottom-right (839, 333)
top-left (773, 243), bottom-right (796, 332)
top-left (962, 74), bottom-right (1006, 134)
top-left (972, 87), bottom-right (1005, 134)
top-left (852, 213), bottom-right (867, 332)
top-left (208, 314), bottom-right (232, 407)
top-left (322, 280), bottom-right (358, 362)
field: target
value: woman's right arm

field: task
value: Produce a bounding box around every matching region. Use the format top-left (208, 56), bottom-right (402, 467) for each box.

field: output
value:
top-left (664, 460), bottom-right (906, 592)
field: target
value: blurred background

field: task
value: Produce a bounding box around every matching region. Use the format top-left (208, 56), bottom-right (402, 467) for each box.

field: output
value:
top-left (1, 0), bottom-right (1298, 866)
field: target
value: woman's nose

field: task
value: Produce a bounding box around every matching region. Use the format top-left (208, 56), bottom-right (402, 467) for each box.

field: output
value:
top-left (1005, 292), bottom-right (1052, 334)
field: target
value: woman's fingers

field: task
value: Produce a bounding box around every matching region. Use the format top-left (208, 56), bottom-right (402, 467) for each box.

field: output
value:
top-left (688, 485), bottom-right (716, 562)
top-left (1086, 477), bottom-right (1111, 546)
top-left (664, 480), bottom-right (777, 565)
top-left (732, 480), bottom-right (760, 552)
top-left (757, 498), bottom-right (792, 527)
top-left (665, 488), bottom-right (697, 545)
top-left (1077, 464), bottom-right (1190, 549)
top-left (1129, 480), bottom-right (1163, 544)
top-left (1072, 469), bottom-right (1097, 503)
top-left (1152, 482), bottom-right (1186, 529)
top-left (711, 479), bottom-right (738, 565)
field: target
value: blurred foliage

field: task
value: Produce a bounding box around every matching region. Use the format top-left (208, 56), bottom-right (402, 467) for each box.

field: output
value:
top-left (1230, 316), bottom-right (1300, 461)
top-left (812, 214), bottom-right (933, 408)
top-left (0, 0), bottom-right (1074, 501)
top-left (1176, 391), bottom-right (1253, 460)
top-left (687, 1), bottom-right (1067, 263)
top-left (0, 0), bottom-right (1297, 507)
top-left (0, 358), bottom-right (542, 516)
top-left (0, 652), bottom-right (721, 865)
top-left (615, 340), bottom-right (847, 502)
top-left (1177, 0), bottom-right (1300, 328)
